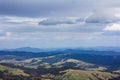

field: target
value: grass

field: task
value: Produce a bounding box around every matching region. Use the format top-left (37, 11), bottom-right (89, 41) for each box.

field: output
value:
top-left (0, 65), bottom-right (29, 76)
top-left (61, 69), bottom-right (120, 80)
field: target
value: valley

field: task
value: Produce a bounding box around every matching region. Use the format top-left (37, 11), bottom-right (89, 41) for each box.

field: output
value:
top-left (0, 48), bottom-right (120, 80)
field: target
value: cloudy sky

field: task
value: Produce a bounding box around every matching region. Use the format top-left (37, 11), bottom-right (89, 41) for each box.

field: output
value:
top-left (0, 0), bottom-right (120, 49)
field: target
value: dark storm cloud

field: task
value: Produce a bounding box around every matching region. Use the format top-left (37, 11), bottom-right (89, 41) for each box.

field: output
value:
top-left (0, 0), bottom-right (120, 17)
top-left (85, 12), bottom-right (120, 24)
top-left (38, 18), bottom-right (83, 25)
top-left (0, 0), bottom-right (75, 17)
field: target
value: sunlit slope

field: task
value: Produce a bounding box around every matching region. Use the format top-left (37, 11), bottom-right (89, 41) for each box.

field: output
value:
top-left (0, 65), bottom-right (29, 76)
top-left (59, 69), bottom-right (119, 80)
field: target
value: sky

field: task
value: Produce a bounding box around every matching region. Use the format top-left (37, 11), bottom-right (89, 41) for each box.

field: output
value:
top-left (0, 0), bottom-right (120, 49)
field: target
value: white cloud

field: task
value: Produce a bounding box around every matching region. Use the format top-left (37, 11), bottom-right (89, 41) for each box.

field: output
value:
top-left (104, 23), bottom-right (120, 31)
top-left (6, 32), bottom-right (11, 36)
top-left (0, 16), bottom-right (46, 25)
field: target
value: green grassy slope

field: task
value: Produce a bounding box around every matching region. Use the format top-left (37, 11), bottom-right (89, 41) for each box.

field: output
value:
top-left (0, 65), bottom-right (29, 76)
top-left (55, 69), bottom-right (120, 80)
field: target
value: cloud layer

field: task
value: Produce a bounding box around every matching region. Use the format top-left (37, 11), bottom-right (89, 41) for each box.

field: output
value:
top-left (0, 0), bottom-right (120, 49)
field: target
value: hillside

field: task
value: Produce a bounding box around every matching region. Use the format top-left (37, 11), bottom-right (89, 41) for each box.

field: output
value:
top-left (0, 64), bottom-right (120, 80)
top-left (56, 69), bottom-right (120, 80)
top-left (0, 49), bottom-right (120, 80)
top-left (0, 65), bottom-right (29, 76)
top-left (0, 50), bottom-right (120, 71)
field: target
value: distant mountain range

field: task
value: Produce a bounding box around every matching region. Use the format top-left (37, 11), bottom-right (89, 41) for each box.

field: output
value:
top-left (3, 47), bottom-right (42, 52)
top-left (79, 46), bottom-right (120, 52)
top-left (0, 48), bottom-right (120, 70)
top-left (2, 46), bottom-right (120, 53)
top-left (2, 47), bottom-right (58, 53)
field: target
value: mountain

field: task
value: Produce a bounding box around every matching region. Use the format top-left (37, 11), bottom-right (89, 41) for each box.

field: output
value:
top-left (2, 47), bottom-right (61, 53)
top-left (0, 50), bottom-right (120, 71)
top-left (0, 49), bottom-right (120, 80)
top-left (77, 46), bottom-right (120, 52)
top-left (2, 47), bottom-right (56, 53)
top-left (2, 46), bottom-right (120, 53)
top-left (58, 69), bottom-right (120, 80)
top-left (0, 63), bottom-right (119, 80)
top-left (2, 47), bottom-right (42, 52)
top-left (0, 64), bottom-right (29, 76)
